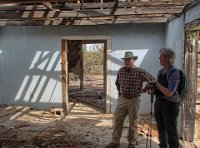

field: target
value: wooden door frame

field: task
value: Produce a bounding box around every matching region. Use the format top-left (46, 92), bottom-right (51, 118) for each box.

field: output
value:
top-left (182, 22), bottom-right (200, 141)
top-left (61, 36), bottom-right (112, 113)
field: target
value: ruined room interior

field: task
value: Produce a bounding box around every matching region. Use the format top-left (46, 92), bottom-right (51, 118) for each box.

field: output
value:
top-left (67, 40), bottom-right (106, 110)
top-left (0, 0), bottom-right (200, 147)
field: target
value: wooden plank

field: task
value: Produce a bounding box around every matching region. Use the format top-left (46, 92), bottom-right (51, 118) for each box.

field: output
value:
top-left (80, 44), bottom-right (84, 91)
top-left (0, 8), bottom-right (183, 19)
top-left (61, 39), bottom-right (68, 114)
top-left (0, 13), bottom-right (168, 26)
top-left (0, 5), bottom-right (48, 11)
top-left (0, 5), bottom-right (185, 12)
top-left (0, 0), bottom-right (69, 4)
top-left (58, 1), bottom-right (192, 10)
top-left (106, 38), bottom-right (112, 113)
top-left (0, 1), bottom-right (193, 6)
top-left (0, 2), bottom-right (191, 11)
top-left (0, 13), bottom-right (170, 21)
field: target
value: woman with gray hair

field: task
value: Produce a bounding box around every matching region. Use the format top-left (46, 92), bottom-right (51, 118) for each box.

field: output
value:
top-left (159, 48), bottom-right (176, 65)
top-left (153, 48), bottom-right (180, 148)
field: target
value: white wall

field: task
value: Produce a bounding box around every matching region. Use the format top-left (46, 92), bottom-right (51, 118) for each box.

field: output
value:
top-left (165, 15), bottom-right (185, 68)
top-left (165, 2), bottom-right (200, 68)
top-left (0, 24), bottom-right (165, 113)
top-left (110, 24), bottom-right (164, 113)
top-left (185, 2), bottom-right (200, 24)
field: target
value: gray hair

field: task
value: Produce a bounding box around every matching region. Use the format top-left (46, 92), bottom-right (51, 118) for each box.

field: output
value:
top-left (159, 48), bottom-right (176, 65)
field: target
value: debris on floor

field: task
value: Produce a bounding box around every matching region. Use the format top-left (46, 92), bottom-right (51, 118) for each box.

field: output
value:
top-left (0, 102), bottom-right (160, 147)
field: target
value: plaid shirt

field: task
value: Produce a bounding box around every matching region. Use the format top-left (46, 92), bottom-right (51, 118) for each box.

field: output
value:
top-left (115, 66), bottom-right (155, 98)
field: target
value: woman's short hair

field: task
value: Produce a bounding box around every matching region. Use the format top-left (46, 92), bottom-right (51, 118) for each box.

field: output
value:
top-left (159, 48), bottom-right (176, 65)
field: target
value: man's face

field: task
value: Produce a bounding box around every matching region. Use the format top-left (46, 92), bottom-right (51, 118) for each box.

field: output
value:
top-left (124, 58), bottom-right (135, 68)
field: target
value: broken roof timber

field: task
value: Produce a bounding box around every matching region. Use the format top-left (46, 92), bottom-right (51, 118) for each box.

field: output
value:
top-left (0, 0), bottom-right (194, 26)
top-left (0, 1), bottom-right (193, 9)
top-left (0, 0), bottom-right (69, 4)
top-left (0, 17), bottom-right (167, 26)
top-left (0, 0), bottom-right (193, 3)
top-left (0, 8), bottom-right (183, 19)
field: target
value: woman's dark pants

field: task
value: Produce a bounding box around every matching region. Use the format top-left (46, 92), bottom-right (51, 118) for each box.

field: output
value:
top-left (154, 97), bottom-right (180, 148)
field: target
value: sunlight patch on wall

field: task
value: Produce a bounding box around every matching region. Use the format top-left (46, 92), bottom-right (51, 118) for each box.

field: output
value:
top-left (134, 49), bottom-right (149, 66)
top-left (24, 76), bottom-right (40, 102)
top-left (16, 51), bottom-right (62, 103)
top-left (46, 51), bottom-right (59, 71)
top-left (112, 49), bottom-right (149, 71)
top-left (41, 78), bottom-right (59, 103)
top-left (55, 58), bottom-right (62, 71)
top-left (29, 51), bottom-right (61, 71)
top-left (37, 51), bottom-right (50, 70)
top-left (0, 50), bottom-right (2, 54)
top-left (29, 51), bottom-right (42, 70)
top-left (15, 76), bottom-right (30, 101)
top-left (30, 76), bottom-right (47, 102)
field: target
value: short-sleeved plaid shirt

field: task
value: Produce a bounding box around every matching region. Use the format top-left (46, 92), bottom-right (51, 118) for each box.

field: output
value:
top-left (115, 66), bottom-right (155, 98)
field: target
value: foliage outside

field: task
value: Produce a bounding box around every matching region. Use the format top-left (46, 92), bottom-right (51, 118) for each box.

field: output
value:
top-left (83, 44), bottom-right (104, 75)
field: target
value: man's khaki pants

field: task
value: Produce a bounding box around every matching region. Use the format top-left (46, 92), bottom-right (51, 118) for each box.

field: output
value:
top-left (111, 95), bottom-right (141, 144)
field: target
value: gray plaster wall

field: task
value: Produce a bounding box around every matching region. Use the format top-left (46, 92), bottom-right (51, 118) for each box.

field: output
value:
top-left (0, 24), bottom-right (164, 113)
top-left (165, 1), bottom-right (200, 68)
top-left (165, 15), bottom-right (185, 68)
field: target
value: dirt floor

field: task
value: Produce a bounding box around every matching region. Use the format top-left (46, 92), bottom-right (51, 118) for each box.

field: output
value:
top-left (0, 101), bottom-right (161, 148)
top-left (0, 101), bottom-right (199, 148)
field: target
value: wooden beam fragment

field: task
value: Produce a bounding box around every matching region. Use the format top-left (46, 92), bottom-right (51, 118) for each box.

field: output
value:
top-left (0, 7), bottom-right (183, 19)
top-left (0, 0), bottom-right (69, 4)
top-left (41, 2), bottom-right (52, 10)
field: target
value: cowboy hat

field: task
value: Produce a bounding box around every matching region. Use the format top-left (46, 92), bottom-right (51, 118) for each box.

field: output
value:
top-left (121, 51), bottom-right (138, 60)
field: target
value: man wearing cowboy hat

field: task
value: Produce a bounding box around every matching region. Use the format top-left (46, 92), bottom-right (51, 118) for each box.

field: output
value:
top-left (106, 51), bottom-right (155, 148)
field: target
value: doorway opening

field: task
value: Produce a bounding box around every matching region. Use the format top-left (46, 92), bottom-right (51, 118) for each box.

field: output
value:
top-left (61, 36), bottom-right (112, 113)
top-left (68, 41), bottom-right (105, 110)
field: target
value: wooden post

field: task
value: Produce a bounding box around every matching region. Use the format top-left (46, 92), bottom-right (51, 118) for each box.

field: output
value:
top-left (80, 43), bottom-right (84, 91)
top-left (61, 40), bottom-right (68, 114)
top-left (106, 39), bottom-right (112, 113)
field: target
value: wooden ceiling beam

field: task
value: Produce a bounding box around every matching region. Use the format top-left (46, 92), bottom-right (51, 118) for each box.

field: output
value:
top-left (0, 13), bottom-right (170, 21)
top-left (0, 4), bottom-right (186, 11)
top-left (41, 2), bottom-right (52, 10)
top-left (62, 1), bottom-right (192, 9)
top-left (0, 8), bottom-right (183, 19)
top-left (0, 0), bottom-right (69, 4)
top-left (0, 12), bottom-right (170, 26)
top-left (0, 16), bottom-right (167, 26)
top-left (0, 0), bottom-right (193, 25)
top-left (0, 1), bottom-right (193, 8)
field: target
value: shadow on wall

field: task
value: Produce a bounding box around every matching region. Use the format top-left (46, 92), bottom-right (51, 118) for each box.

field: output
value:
top-left (1, 48), bottom-right (152, 111)
top-left (11, 50), bottom-right (63, 110)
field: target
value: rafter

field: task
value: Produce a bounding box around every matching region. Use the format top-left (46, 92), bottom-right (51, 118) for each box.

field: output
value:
top-left (0, 7), bottom-right (184, 20)
top-left (0, 4), bottom-right (186, 11)
top-left (0, 0), bottom-right (69, 4)
top-left (0, 16), bottom-right (168, 26)
top-left (41, 2), bottom-right (52, 10)
top-left (0, 0), bottom-right (194, 26)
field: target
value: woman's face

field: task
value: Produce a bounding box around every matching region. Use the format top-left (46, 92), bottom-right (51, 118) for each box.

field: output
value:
top-left (159, 54), bottom-right (168, 66)
top-left (124, 58), bottom-right (135, 69)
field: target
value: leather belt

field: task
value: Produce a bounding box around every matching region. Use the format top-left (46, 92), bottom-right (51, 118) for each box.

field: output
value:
top-left (123, 95), bottom-right (140, 99)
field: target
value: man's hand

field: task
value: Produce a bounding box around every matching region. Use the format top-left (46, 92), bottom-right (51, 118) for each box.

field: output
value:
top-left (144, 81), bottom-right (157, 94)
top-left (149, 81), bottom-right (157, 86)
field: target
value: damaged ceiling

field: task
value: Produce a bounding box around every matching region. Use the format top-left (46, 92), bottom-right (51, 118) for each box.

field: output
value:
top-left (0, 0), bottom-right (195, 26)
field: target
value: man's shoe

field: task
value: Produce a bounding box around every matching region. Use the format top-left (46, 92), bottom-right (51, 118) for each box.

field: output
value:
top-left (127, 143), bottom-right (135, 148)
top-left (105, 143), bottom-right (120, 148)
